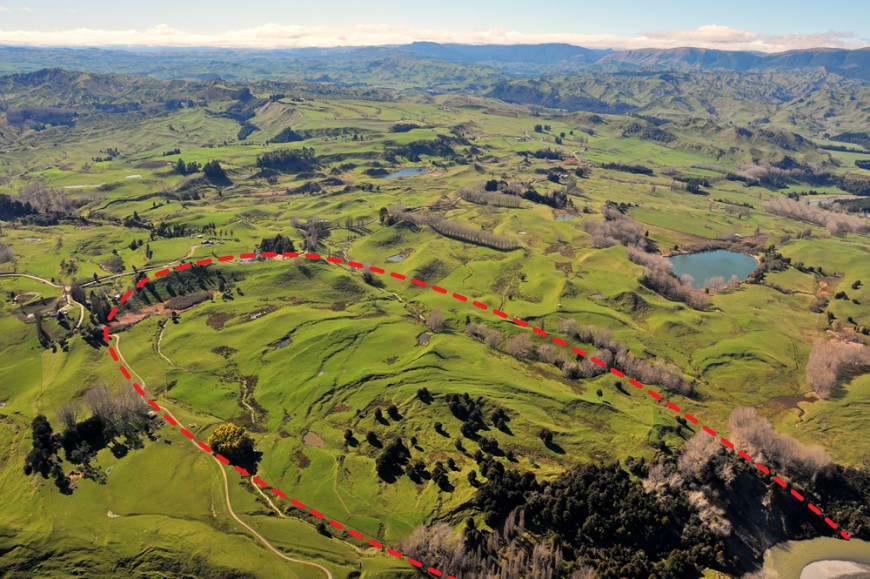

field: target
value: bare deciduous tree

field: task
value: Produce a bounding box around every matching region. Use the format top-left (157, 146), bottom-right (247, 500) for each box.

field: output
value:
top-left (805, 338), bottom-right (869, 399)
top-left (427, 309), bottom-right (445, 333)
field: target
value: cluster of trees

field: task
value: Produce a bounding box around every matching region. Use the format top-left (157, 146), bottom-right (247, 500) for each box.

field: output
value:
top-left (383, 136), bottom-right (464, 163)
top-left (259, 233), bottom-right (296, 255)
top-left (165, 290), bottom-right (212, 311)
top-left (256, 147), bottom-right (319, 173)
top-left (464, 322), bottom-right (502, 348)
top-left (174, 159), bottom-right (201, 176)
top-left (444, 392), bottom-right (490, 441)
top-left (583, 204), bottom-right (652, 251)
top-left (6, 105), bottom-right (76, 127)
top-left (88, 291), bottom-right (115, 324)
top-left (470, 462), bottom-right (725, 577)
top-left (458, 188), bottom-right (524, 208)
top-left (395, 211), bottom-right (519, 251)
top-left (528, 148), bottom-right (564, 161)
top-left (17, 181), bottom-right (77, 217)
top-left (0, 242), bottom-right (12, 264)
top-left (206, 423), bottom-right (261, 473)
top-left (153, 221), bottom-right (189, 239)
top-left (762, 197), bottom-right (870, 235)
top-left (558, 319), bottom-right (692, 396)
top-left (600, 162), bottom-right (654, 176)
top-left (375, 438), bottom-right (411, 481)
top-left (641, 262), bottom-right (711, 310)
top-left (389, 122), bottom-right (421, 133)
top-left (521, 186), bottom-right (572, 210)
top-left (805, 338), bottom-right (869, 399)
top-left (621, 122), bottom-right (677, 143)
top-left (24, 385), bottom-right (154, 493)
top-left (729, 407), bottom-right (833, 483)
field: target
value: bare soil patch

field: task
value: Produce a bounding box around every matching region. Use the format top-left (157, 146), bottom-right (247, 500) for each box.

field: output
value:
top-left (302, 431), bottom-right (326, 447)
top-left (206, 312), bottom-right (235, 330)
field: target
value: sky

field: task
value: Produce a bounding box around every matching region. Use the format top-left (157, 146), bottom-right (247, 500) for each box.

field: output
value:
top-left (0, 0), bottom-right (868, 52)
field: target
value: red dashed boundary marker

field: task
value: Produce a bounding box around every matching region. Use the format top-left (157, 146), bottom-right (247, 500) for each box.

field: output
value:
top-left (101, 252), bottom-right (851, 577)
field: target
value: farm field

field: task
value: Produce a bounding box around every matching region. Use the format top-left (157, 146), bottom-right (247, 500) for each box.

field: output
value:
top-left (0, 49), bottom-right (868, 578)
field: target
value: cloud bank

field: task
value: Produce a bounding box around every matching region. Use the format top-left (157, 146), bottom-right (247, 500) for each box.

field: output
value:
top-left (0, 24), bottom-right (866, 52)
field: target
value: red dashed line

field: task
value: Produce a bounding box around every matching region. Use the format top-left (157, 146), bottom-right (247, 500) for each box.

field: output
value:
top-left (428, 567), bottom-right (443, 577)
top-left (101, 251), bottom-right (852, 566)
top-left (108, 306), bottom-right (118, 321)
top-left (261, 252), bottom-right (277, 259)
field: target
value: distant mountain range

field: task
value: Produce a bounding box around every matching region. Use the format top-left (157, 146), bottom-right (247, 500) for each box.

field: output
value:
top-left (397, 43), bottom-right (870, 79)
top-left (0, 43), bottom-right (868, 81)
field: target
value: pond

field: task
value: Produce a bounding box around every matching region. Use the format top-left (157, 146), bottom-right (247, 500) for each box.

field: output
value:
top-left (387, 254), bottom-right (405, 262)
top-left (666, 249), bottom-right (757, 289)
top-left (764, 537), bottom-right (870, 578)
top-left (382, 167), bottom-right (426, 179)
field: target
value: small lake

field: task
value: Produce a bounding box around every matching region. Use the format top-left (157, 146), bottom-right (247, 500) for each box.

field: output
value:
top-left (382, 167), bottom-right (426, 179)
top-left (386, 254), bottom-right (405, 263)
top-left (764, 537), bottom-right (870, 579)
top-left (667, 250), bottom-right (757, 289)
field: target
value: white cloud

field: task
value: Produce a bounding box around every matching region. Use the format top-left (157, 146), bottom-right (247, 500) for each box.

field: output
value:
top-left (0, 6), bottom-right (9, 12)
top-left (0, 23), bottom-right (865, 52)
